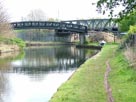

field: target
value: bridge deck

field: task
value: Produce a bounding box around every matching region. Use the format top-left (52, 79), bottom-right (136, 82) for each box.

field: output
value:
top-left (11, 21), bottom-right (88, 33)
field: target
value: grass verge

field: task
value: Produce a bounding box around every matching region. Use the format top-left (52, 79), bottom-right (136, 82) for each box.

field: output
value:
top-left (0, 37), bottom-right (25, 49)
top-left (109, 50), bottom-right (136, 102)
top-left (50, 44), bottom-right (118, 102)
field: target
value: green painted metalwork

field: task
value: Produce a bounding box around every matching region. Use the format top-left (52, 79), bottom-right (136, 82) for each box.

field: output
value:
top-left (62, 19), bottom-right (118, 31)
top-left (11, 21), bottom-right (87, 33)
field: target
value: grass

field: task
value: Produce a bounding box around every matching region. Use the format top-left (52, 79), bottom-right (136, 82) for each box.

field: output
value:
top-left (50, 44), bottom-right (118, 102)
top-left (109, 50), bottom-right (136, 102)
top-left (0, 37), bottom-right (25, 49)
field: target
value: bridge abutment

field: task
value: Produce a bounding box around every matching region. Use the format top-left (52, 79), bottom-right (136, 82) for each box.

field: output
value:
top-left (79, 33), bottom-right (86, 45)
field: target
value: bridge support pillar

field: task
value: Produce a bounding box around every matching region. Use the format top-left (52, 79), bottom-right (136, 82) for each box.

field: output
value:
top-left (79, 34), bottom-right (85, 45)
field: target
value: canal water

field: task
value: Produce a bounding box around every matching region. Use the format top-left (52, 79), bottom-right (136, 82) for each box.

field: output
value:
top-left (0, 46), bottom-right (98, 102)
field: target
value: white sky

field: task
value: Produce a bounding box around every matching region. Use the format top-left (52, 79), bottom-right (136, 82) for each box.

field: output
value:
top-left (3, 0), bottom-right (108, 22)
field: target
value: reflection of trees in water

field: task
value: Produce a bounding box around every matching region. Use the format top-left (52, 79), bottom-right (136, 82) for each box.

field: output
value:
top-left (0, 62), bottom-right (10, 72)
top-left (0, 51), bottom-right (24, 101)
top-left (0, 72), bottom-right (8, 102)
top-left (0, 51), bottom-right (24, 72)
top-left (12, 46), bottom-right (87, 75)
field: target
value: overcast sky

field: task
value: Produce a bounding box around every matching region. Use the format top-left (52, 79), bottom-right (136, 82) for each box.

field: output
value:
top-left (4, 0), bottom-right (108, 22)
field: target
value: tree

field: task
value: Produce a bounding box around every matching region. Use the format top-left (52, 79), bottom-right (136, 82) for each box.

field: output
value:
top-left (0, 0), bottom-right (14, 38)
top-left (22, 9), bottom-right (48, 42)
top-left (128, 25), bottom-right (136, 34)
top-left (119, 11), bottom-right (136, 32)
top-left (97, 0), bottom-right (136, 19)
top-left (27, 9), bottom-right (46, 21)
top-left (0, 1), bottom-right (8, 33)
top-left (48, 18), bottom-right (59, 22)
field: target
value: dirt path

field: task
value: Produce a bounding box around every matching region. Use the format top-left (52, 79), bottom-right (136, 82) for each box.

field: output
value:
top-left (104, 60), bottom-right (114, 102)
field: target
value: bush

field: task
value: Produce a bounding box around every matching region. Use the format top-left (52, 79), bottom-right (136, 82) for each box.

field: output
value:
top-left (10, 38), bottom-right (26, 49)
top-left (128, 25), bottom-right (136, 35)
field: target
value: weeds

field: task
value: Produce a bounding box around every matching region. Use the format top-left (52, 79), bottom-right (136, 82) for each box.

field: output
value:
top-left (124, 46), bottom-right (136, 68)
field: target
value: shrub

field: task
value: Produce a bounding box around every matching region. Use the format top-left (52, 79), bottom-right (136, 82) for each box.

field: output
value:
top-left (128, 25), bottom-right (136, 35)
top-left (10, 38), bottom-right (26, 49)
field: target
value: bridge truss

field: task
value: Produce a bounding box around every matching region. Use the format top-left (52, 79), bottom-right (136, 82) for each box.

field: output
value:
top-left (62, 19), bottom-right (118, 32)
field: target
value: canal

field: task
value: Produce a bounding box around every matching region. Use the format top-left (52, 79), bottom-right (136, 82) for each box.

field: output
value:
top-left (0, 45), bottom-right (98, 102)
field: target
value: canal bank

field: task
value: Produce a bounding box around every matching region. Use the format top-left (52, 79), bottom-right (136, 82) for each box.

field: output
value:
top-left (0, 44), bottom-right (20, 54)
top-left (25, 42), bottom-right (76, 47)
top-left (0, 37), bottom-right (25, 54)
top-left (50, 44), bottom-right (136, 102)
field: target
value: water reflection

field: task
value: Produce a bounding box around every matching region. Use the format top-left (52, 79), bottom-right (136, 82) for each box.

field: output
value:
top-left (11, 46), bottom-right (86, 75)
top-left (0, 52), bottom-right (22, 102)
top-left (0, 72), bottom-right (6, 102)
top-left (0, 46), bottom-right (98, 102)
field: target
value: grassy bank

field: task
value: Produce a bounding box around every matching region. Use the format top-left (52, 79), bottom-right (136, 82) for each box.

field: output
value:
top-left (50, 44), bottom-right (118, 102)
top-left (109, 50), bottom-right (136, 102)
top-left (0, 37), bottom-right (25, 49)
top-left (50, 44), bottom-right (136, 102)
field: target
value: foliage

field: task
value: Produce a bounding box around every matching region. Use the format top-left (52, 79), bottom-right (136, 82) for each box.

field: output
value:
top-left (10, 38), bottom-right (26, 49)
top-left (128, 25), bottom-right (136, 34)
top-left (119, 25), bottom-right (136, 48)
top-left (0, 37), bottom-right (25, 49)
top-left (97, 0), bottom-right (136, 20)
top-left (119, 12), bottom-right (136, 32)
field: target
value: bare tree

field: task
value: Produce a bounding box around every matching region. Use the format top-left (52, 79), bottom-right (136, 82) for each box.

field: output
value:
top-left (27, 9), bottom-right (46, 21)
top-left (0, 0), bottom-right (14, 38)
top-left (24, 9), bottom-right (49, 42)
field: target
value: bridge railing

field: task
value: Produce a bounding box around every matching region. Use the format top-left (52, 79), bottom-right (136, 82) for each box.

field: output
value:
top-left (11, 21), bottom-right (87, 33)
